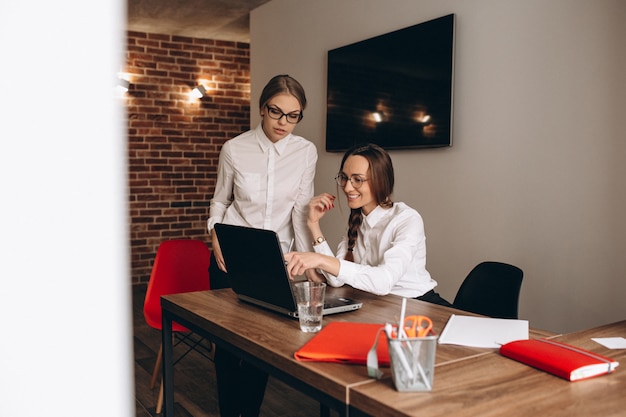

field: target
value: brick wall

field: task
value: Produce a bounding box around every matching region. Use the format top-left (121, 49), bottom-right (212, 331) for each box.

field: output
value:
top-left (124, 31), bottom-right (250, 285)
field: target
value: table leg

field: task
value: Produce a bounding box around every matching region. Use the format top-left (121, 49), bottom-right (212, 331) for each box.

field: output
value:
top-left (162, 307), bottom-right (174, 416)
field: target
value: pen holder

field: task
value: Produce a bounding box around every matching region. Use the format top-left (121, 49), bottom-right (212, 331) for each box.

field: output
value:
top-left (387, 334), bottom-right (438, 392)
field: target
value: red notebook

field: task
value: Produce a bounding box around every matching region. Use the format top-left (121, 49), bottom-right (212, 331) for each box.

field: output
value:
top-left (294, 322), bottom-right (390, 366)
top-left (500, 338), bottom-right (619, 381)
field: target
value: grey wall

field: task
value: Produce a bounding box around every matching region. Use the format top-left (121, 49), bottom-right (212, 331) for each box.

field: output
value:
top-left (251, 0), bottom-right (626, 333)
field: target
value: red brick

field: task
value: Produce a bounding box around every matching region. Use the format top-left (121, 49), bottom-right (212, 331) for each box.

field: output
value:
top-left (125, 30), bottom-right (249, 284)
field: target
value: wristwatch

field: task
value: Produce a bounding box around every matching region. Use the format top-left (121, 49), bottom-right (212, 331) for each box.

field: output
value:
top-left (312, 236), bottom-right (326, 246)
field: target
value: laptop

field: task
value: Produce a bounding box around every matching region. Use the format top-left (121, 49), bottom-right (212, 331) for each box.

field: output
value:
top-left (214, 223), bottom-right (363, 318)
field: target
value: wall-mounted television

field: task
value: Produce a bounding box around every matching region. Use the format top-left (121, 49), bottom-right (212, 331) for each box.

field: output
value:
top-left (325, 14), bottom-right (455, 152)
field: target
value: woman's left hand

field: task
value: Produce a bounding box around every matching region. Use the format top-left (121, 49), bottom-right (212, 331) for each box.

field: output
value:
top-left (307, 193), bottom-right (335, 224)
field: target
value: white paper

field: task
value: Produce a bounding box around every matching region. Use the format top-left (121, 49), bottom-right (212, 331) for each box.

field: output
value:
top-left (438, 314), bottom-right (529, 348)
top-left (592, 337), bottom-right (626, 349)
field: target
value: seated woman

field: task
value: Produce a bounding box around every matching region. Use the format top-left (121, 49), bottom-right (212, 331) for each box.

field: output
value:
top-left (285, 143), bottom-right (451, 306)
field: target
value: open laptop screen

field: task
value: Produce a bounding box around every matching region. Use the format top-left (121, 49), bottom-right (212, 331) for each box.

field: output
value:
top-left (214, 223), bottom-right (298, 313)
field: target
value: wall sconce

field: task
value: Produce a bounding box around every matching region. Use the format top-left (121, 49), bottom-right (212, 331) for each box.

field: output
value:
top-left (115, 72), bottom-right (130, 96)
top-left (117, 78), bottom-right (130, 93)
top-left (190, 85), bottom-right (207, 99)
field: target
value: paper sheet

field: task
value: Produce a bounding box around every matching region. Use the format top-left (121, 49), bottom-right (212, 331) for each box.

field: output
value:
top-left (592, 337), bottom-right (626, 349)
top-left (438, 314), bottom-right (529, 348)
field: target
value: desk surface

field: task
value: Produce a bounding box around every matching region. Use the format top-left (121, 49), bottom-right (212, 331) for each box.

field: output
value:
top-left (162, 286), bottom-right (555, 411)
top-left (350, 320), bottom-right (626, 417)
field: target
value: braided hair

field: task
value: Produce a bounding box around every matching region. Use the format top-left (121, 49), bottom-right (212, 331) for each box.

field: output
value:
top-left (340, 144), bottom-right (394, 261)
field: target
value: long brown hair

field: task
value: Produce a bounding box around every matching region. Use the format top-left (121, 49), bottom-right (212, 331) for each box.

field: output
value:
top-left (340, 143), bottom-right (394, 261)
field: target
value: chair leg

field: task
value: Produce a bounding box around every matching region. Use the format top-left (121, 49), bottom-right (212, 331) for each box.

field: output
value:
top-left (150, 343), bottom-right (163, 389)
top-left (152, 333), bottom-right (210, 413)
top-left (156, 378), bottom-right (164, 414)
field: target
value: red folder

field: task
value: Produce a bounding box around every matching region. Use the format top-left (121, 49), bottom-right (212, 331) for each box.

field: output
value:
top-left (294, 322), bottom-right (390, 365)
top-left (500, 338), bottom-right (619, 381)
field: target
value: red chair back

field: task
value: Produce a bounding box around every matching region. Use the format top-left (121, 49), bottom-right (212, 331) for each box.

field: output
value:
top-left (143, 240), bottom-right (211, 331)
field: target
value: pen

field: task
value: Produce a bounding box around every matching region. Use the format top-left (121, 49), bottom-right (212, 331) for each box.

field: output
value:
top-left (395, 298), bottom-right (432, 389)
top-left (284, 238), bottom-right (295, 267)
top-left (385, 323), bottom-right (414, 380)
top-left (399, 297), bottom-right (408, 339)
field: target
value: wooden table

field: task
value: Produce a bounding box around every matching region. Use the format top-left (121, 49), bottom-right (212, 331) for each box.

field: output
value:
top-left (160, 286), bottom-right (556, 416)
top-left (349, 320), bottom-right (626, 417)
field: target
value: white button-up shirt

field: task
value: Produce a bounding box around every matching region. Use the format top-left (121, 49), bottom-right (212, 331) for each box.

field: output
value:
top-left (208, 123), bottom-right (317, 253)
top-left (313, 202), bottom-right (437, 297)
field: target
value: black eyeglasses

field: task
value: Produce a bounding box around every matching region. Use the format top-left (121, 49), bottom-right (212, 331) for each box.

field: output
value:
top-left (335, 173), bottom-right (369, 189)
top-left (265, 104), bottom-right (303, 124)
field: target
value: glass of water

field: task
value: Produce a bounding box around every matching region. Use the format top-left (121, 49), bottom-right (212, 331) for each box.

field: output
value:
top-left (293, 282), bottom-right (326, 332)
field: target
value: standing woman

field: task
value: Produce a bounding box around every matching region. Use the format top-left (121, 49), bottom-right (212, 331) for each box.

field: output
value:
top-left (207, 74), bottom-right (317, 417)
top-left (285, 143), bottom-right (451, 306)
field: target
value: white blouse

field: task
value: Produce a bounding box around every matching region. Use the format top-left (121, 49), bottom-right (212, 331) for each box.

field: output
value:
top-left (207, 123), bottom-right (317, 253)
top-left (313, 202), bottom-right (437, 297)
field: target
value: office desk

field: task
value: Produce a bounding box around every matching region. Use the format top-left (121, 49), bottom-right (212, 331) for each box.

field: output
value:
top-left (160, 287), bottom-right (555, 416)
top-left (349, 320), bottom-right (626, 417)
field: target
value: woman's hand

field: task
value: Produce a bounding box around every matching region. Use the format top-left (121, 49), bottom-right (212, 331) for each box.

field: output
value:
top-left (304, 268), bottom-right (327, 283)
top-left (284, 251), bottom-right (320, 280)
top-left (211, 229), bottom-right (228, 273)
top-left (307, 193), bottom-right (336, 224)
top-left (284, 251), bottom-right (340, 280)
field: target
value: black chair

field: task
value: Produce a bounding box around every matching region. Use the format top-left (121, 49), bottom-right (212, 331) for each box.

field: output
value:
top-left (452, 261), bottom-right (523, 319)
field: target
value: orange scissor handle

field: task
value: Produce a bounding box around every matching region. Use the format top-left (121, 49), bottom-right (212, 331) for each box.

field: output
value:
top-left (403, 315), bottom-right (433, 337)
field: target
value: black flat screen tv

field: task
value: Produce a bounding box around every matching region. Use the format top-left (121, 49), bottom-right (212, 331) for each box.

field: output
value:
top-left (325, 14), bottom-right (455, 152)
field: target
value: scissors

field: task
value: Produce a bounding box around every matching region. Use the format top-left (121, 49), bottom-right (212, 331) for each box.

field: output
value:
top-left (403, 315), bottom-right (433, 337)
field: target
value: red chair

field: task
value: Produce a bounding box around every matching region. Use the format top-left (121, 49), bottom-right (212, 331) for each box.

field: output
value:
top-left (143, 239), bottom-right (211, 414)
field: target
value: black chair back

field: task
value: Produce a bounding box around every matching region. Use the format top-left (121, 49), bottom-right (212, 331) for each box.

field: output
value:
top-left (452, 261), bottom-right (523, 319)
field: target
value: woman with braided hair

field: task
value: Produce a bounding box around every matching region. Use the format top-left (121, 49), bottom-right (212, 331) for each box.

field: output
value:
top-left (285, 143), bottom-right (451, 306)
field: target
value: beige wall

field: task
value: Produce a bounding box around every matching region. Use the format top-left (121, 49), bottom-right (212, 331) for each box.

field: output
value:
top-left (251, 0), bottom-right (626, 333)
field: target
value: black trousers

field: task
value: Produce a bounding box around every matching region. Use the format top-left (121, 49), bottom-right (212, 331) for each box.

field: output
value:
top-left (416, 289), bottom-right (453, 307)
top-left (213, 348), bottom-right (269, 417)
top-left (210, 253), bottom-right (269, 417)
